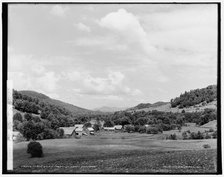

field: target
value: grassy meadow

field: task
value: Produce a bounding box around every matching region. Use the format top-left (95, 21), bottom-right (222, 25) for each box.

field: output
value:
top-left (13, 131), bottom-right (217, 173)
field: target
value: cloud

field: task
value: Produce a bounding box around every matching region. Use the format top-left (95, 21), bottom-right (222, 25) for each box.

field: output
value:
top-left (8, 54), bottom-right (60, 96)
top-left (65, 70), bottom-right (142, 98)
top-left (99, 8), bottom-right (156, 55)
top-left (142, 5), bottom-right (217, 57)
top-left (50, 5), bottom-right (67, 17)
top-left (62, 71), bottom-right (81, 81)
top-left (75, 22), bottom-right (91, 32)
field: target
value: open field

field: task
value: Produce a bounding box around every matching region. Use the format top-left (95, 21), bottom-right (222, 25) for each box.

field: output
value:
top-left (13, 132), bottom-right (217, 173)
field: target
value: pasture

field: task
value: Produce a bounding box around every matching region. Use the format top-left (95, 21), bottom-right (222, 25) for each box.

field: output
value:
top-left (13, 132), bottom-right (217, 173)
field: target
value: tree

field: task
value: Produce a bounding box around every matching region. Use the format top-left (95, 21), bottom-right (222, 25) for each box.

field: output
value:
top-left (24, 113), bottom-right (32, 121)
top-left (103, 119), bottom-right (114, 127)
top-left (135, 117), bottom-right (148, 126)
top-left (93, 124), bottom-right (100, 131)
top-left (13, 112), bottom-right (23, 122)
top-left (84, 122), bottom-right (92, 128)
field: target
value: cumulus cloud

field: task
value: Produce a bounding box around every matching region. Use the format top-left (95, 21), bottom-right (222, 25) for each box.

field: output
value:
top-left (99, 8), bottom-right (156, 55)
top-left (50, 5), bottom-right (67, 17)
top-left (8, 54), bottom-right (60, 97)
top-left (64, 70), bottom-right (142, 98)
top-left (75, 22), bottom-right (91, 32)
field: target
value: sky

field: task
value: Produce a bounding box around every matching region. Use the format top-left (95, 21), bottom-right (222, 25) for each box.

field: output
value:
top-left (8, 4), bottom-right (218, 110)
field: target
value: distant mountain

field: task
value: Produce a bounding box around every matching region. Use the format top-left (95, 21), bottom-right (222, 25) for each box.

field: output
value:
top-left (18, 90), bottom-right (95, 115)
top-left (127, 101), bottom-right (169, 111)
top-left (94, 106), bottom-right (128, 113)
top-left (126, 85), bottom-right (217, 113)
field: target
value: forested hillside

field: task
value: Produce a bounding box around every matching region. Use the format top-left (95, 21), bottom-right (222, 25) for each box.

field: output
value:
top-left (12, 90), bottom-right (109, 140)
top-left (18, 90), bottom-right (94, 115)
top-left (171, 85), bottom-right (217, 108)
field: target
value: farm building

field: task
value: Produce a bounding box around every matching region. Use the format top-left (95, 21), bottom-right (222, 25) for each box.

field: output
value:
top-left (87, 127), bottom-right (95, 135)
top-left (103, 127), bottom-right (115, 131)
top-left (114, 125), bottom-right (122, 130)
top-left (185, 123), bottom-right (196, 127)
top-left (59, 127), bottom-right (76, 138)
top-left (13, 131), bottom-right (22, 141)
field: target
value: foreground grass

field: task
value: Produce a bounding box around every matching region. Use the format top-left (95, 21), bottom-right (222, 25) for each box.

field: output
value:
top-left (14, 149), bottom-right (216, 173)
top-left (13, 132), bottom-right (217, 173)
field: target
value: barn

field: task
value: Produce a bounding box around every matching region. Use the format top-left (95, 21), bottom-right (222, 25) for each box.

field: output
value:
top-left (59, 127), bottom-right (77, 138)
top-left (75, 124), bottom-right (84, 136)
top-left (103, 127), bottom-right (115, 131)
top-left (87, 127), bottom-right (95, 135)
top-left (114, 125), bottom-right (122, 130)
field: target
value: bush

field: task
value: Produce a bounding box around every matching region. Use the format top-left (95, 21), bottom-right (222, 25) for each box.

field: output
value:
top-left (167, 133), bottom-right (177, 140)
top-left (37, 133), bottom-right (44, 140)
top-left (125, 125), bottom-right (135, 133)
top-left (24, 113), bottom-right (32, 121)
top-left (205, 133), bottom-right (211, 139)
top-left (182, 131), bottom-right (188, 140)
top-left (93, 124), bottom-right (100, 132)
top-left (138, 126), bottom-right (146, 133)
top-left (189, 131), bottom-right (204, 139)
top-left (146, 127), bottom-right (161, 134)
top-left (134, 125), bottom-right (140, 132)
top-left (56, 128), bottom-right (64, 138)
top-left (212, 131), bottom-right (217, 138)
top-left (43, 129), bottom-right (58, 139)
top-left (209, 128), bottom-right (214, 132)
top-left (13, 112), bottom-right (23, 122)
top-left (203, 144), bottom-right (211, 149)
top-left (27, 141), bottom-right (43, 157)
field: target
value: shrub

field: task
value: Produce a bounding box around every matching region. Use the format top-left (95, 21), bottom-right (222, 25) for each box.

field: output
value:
top-left (24, 113), bottom-right (32, 121)
top-left (205, 133), bottom-right (211, 139)
top-left (37, 133), bottom-right (44, 140)
top-left (43, 129), bottom-right (58, 139)
top-left (32, 116), bottom-right (41, 123)
top-left (146, 127), bottom-right (161, 134)
top-left (203, 144), bottom-right (211, 149)
top-left (138, 126), bottom-right (146, 133)
top-left (93, 124), bottom-right (100, 132)
top-left (209, 128), bottom-right (214, 132)
top-left (13, 112), bottom-right (23, 122)
top-left (56, 128), bottom-right (64, 138)
top-left (182, 131), bottom-right (188, 140)
top-left (189, 131), bottom-right (204, 139)
top-left (160, 123), bottom-right (172, 131)
top-left (212, 131), bottom-right (217, 138)
top-left (170, 133), bottom-right (177, 140)
top-left (134, 125), bottom-right (140, 132)
top-left (167, 133), bottom-right (177, 140)
top-left (125, 125), bottom-right (135, 133)
top-left (27, 141), bottom-right (43, 157)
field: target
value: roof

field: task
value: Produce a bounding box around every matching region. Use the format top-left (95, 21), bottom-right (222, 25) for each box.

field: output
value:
top-left (114, 125), bottom-right (122, 129)
top-left (103, 127), bottom-right (115, 130)
top-left (87, 127), bottom-right (94, 131)
top-left (75, 127), bottom-right (83, 132)
top-left (13, 131), bottom-right (21, 136)
top-left (59, 127), bottom-right (76, 135)
top-left (75, 124), bottom-right (84, 128)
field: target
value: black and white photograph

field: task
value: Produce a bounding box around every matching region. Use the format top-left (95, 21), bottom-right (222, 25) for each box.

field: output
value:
top-left (2, 2), bottom-right (221, 174)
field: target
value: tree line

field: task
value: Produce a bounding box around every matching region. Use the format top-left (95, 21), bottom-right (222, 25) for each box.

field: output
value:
top-left (170, 85), bottom-right (216, 108)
